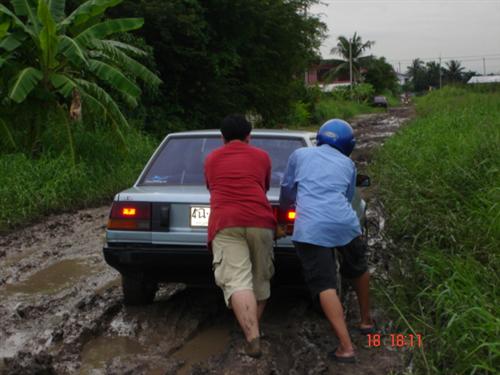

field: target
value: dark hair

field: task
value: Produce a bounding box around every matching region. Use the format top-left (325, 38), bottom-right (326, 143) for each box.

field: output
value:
top-left (220, 114), bottom-right (252, 141)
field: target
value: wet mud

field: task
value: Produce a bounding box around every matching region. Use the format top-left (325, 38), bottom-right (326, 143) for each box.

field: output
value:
top-left (0, 106), bottom-right (415, 375)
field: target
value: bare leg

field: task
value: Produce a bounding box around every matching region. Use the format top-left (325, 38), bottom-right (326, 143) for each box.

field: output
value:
top-left (319, 289), bottom-right (355, 357)
top-left (352, 271), bottom-right (373, 328)
top-left (230, 290), bottom-right (260, 342)
top-left (257, 300), bottom-right (267, 321)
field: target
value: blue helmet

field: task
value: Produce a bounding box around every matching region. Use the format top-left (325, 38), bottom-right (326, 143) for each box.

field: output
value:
top-left (316, 119), bottom-right (355, 156)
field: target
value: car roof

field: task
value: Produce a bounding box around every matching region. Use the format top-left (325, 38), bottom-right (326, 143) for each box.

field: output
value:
top-left (168, 129), bottom-right (317, 138)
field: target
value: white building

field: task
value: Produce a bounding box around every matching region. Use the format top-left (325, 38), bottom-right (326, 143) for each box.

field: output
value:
top-left (467, 75), bottom-right (500, 84)
top-left (396, 72), bottom-right (409, 86)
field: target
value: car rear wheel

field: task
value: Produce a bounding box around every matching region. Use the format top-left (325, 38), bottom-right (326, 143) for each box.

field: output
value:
top-left (121, 273), bottom-right (158, 305)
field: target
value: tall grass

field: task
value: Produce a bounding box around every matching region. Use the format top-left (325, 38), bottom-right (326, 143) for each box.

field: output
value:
top-left (371, 86), bottom-right (499, 374)
top-left (286, 96), bottom-right (382, 128)
top-left (312, 97), bottom-right (379, 124)
top-left (0, 123), bottom-right (155, 232)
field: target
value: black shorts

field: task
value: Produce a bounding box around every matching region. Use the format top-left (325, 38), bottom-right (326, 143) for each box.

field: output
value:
top-left (293, 237), bottom-right (368, 297)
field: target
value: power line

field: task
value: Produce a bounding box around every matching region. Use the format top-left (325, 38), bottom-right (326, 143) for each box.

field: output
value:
top-left (391, 54), bottom-right (500, 74)
top-left (387, 53), bottom-right (500, 63)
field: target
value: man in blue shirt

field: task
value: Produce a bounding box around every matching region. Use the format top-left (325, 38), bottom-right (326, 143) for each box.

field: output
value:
top-left (280, 119), bottom-right (374, 363)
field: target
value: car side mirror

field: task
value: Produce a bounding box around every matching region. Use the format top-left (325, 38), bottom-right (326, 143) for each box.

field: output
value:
top-left (356, 174), bottom-right (371, 187)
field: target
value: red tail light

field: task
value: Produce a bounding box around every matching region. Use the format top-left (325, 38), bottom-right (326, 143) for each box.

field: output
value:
top-left (107, 202), bottom-right (151, 231)
top-left (273, 206), bottom-right (296, 236)
top-left (122, 208), bottom-right (137, 216)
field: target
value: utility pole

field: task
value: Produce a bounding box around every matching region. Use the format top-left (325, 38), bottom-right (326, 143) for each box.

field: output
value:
top-left (398, 61), bottom-right (401, 74)
top-left (349, 38), bottom-right (353, 94)
top-left (439, 56), bottom-right (442, 89)
top-left (304, 5), bottom-right (308, 85)
top-left (483, 57), bottom-right (486, 75)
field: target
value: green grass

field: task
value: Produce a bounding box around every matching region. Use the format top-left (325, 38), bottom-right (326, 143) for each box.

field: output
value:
top-left (286, 93), bottom-right (385, 129)
top-left (312, 97), bottom-right (381, 124)
top-left (385, 94), bottom-right (401, 107)
top-left (0, 124), bottom-right (155, 232)
top-left (371, 86), bottom-right (499, 374)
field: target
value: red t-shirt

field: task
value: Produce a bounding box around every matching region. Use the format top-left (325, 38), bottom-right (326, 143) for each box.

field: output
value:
top-left (204, 140), bottom-right (277, 245)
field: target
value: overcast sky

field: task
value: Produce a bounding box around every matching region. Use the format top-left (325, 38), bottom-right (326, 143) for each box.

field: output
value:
top-left (310, 0), bottom-right (500, 74)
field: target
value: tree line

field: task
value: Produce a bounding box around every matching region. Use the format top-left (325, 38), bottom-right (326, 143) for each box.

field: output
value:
top-left (405, 58), bottom-right (476, 92)
top-left (322, 31), bottom-right (480, 96)
top-left (108, 0), bottom-right (326, 134)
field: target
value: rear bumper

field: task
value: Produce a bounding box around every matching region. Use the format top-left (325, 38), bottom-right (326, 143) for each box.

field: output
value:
top-left (103, 243), bottom-right (304, 286)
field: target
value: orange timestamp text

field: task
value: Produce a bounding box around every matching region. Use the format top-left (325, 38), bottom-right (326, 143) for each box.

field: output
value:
top-left (367, 333), bottom-right (423, 348)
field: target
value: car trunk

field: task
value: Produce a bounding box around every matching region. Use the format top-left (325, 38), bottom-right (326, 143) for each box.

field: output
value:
top-left (106, 184), bottom-right (364, 247)
top-left (106, 186), bottom-right (284, 247)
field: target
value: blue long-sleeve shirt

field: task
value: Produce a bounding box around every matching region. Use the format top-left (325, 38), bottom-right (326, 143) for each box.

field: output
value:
top-left (279, 144), bottom-right (361, 247)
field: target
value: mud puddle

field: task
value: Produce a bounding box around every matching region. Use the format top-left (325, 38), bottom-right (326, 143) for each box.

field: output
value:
top-left (0, 107), bottom-right (414, 375)
top-left (173, 324), bottom-right (231, 375)
top-left (351, 106), bottom-right (414, 168)
top-left (80, 336), bottom-right (146, 375)
top-left (2, 259), bottom-right (94, 297)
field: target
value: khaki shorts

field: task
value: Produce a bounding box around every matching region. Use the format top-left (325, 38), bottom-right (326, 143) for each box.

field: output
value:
top-left (212, 227), bottom-right (274, 307)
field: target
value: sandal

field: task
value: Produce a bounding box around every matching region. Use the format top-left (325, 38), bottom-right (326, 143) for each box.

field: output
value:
top-left (328, 347), bottom-right (357, 364)
top-left (358, 320), bottom-right (378, 335)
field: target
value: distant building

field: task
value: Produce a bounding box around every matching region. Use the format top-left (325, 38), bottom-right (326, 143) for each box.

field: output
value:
top-left (306, 60), bottom-right (347, 85)
top-left (396, 72), bottom-right (409, 86)
top-left (467, 75), bottom-right (500, 84)
top-left (306, 59), bottom-right (366, 92)
top-left (317, 82), bottom-right (352, 92)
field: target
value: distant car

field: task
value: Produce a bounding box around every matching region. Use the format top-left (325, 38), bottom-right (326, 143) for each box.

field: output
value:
top-left (373, 96), bottom-right (388, 108)
top-left (103, 130), bottom-right (369, 305)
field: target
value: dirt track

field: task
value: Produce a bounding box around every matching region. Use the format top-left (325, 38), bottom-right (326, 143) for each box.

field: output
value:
top-left (0, 107), bottom-right (415, 375)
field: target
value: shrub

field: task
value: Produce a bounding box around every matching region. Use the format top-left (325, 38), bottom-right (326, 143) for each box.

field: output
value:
top-left (352, 83), bottom-right (375, 102)
top-left (287, 101), bottom-right (311, 127)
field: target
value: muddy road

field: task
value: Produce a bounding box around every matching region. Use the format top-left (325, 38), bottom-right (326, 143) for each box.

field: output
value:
top-left (0, 107), bottom-right (414, 375)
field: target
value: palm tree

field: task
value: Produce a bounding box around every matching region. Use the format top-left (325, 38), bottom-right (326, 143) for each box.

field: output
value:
top-left (406, 58), bottom-right (426, 92)
top-left (0, 0), bottom-right (161, 163)
top-left (407, 58), bottom-right (423, 79)
top-left (327, 32), bottom-right (374, 84)
top-left (426, 61), bottom-right (442, 88)
top-left (444, 60), bottom-right (465, 83)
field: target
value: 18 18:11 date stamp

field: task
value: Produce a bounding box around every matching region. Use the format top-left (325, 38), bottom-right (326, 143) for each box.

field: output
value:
top-left (367, 333), bottom-right (423, 348)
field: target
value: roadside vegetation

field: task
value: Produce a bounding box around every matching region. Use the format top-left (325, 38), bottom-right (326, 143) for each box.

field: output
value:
top-left (372, 86), bottom-right (499, 374)
top-left (0, 120), bottom-right (154, 232)
top-left (287, 83), bottom-right (390, 128)
top-left (0, 0), bottom-right (161, 164)
top-left (0, 0), bottom-right (161, 231)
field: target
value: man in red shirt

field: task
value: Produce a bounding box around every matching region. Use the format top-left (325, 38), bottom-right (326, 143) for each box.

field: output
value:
top-left (204, 114), bottom-right (276, 358)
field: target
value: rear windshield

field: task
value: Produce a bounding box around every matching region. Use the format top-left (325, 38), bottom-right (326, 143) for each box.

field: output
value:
top-left (139, 136), bottom-right (306, 187)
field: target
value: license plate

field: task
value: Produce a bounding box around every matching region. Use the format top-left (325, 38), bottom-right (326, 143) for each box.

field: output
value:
top-left (190, 206), bottom-right (211, 227)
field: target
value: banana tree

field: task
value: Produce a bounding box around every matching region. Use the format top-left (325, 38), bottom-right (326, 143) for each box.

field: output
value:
top-left (0, 0), bottom-right (161, 163)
